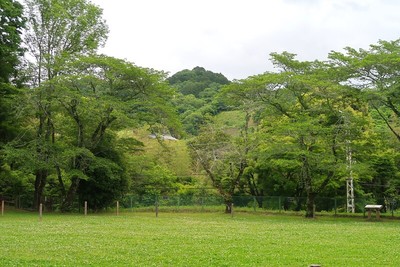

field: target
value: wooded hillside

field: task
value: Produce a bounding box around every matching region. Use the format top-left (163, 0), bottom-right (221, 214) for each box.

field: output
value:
top-left (0, 0), bottom-right (399, 217)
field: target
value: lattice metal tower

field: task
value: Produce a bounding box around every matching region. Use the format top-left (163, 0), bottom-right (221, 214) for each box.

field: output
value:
top-left (346, 140), bottom-right (355, 213)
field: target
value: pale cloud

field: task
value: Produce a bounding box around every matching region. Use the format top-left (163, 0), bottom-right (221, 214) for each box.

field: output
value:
top-left (92, 0), bottom-right (400, 80)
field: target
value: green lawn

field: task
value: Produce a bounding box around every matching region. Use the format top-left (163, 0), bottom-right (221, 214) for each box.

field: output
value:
top-left (0, 211), bottom-right (399, 266)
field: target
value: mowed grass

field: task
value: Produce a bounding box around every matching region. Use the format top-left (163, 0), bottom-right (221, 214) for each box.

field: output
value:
top-left (1, 211), bottom-right (399, 266)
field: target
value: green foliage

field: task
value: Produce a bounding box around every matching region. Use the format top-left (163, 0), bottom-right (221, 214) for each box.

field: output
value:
top-left (168, 67), bottom-right (230, 135)
top-left (188, 124), bottom-right (248, 212)
top-left (329, 39), bottom-right (400, 142)
top-left (24, 0), bottom-right (109, 83)
top-left (0, 0), bottom-right (25, 83)
top-left (1, 2), bottom-right (400, 218)
top-left (168, 66), bottom-right (230, 97)
top-left (0, 0), bottom-right (26, 200)
top-left (221, 52), bottom-right (376, 217)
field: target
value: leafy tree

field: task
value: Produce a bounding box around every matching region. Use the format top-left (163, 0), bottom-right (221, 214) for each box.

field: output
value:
top-left (329, 39), bottom-right (400, 142)
top-left (367, 151), bottom-right (400, 211)
top-left (222, 52), bottom-right (372, 217)
top-left (24, 0), bottom-right (108, 84)
top-left (188, 124), bottom-right (248, 213)
top-left (0, 0), bottom-right (26, 202)
top-left (20, 0), bottom-right (108, 209)
top-left (0, 0), bottom-right (25, 83)
top-left (40, 55), bottom-right (180, 211)
top-left (0, 0), bottom-right (25, 141)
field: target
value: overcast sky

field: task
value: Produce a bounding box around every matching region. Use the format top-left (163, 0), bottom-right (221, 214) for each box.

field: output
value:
top-left (91, 0), bottom-right (400, 80)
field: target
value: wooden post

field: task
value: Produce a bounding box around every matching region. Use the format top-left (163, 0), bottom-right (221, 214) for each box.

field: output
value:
top-left (130, 197), bottom-right (133, 212)
top-left (155, 201), bottom-right (159, 217)
top-left (39, 203), bottom-right (43, 221)
top-left (116, 201), bottom-right (119, 216)
top-left (279, 197), bottom-right (282, 213)
top-left (1, 200), bottom-right (4, 216)
top-left (313, 204), bottom-right (316, 218)
top-left (84, 201), bottom-right (87, 216)
top-left (334, 198), bottom-right (337, 216)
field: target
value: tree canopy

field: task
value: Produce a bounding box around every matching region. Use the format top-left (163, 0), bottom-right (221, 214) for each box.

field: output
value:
top-left (0, 0), bottom-right (399, 216)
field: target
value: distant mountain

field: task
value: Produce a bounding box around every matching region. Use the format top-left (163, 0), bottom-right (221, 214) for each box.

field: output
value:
top-left (167, 66), bottom-right (230, 97)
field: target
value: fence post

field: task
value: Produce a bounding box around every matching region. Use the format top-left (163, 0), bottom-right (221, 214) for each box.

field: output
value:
top-left (279, 196), bottom-right (282, 213)
top-left (313, 204), bottom-right (316, 218)
top-left (392, 201), bottom-right (394, 218)
top-left (116, 201), bottom-right (119, 216)
top-left (1, 200), bottom-right (4, 216)
top-left (84, 201), bottom-right (87, 216)
top-left (155, 196), bottom-right (159, 217)
top-left (39, 203), bottom-right (43, 221)
top-left (334, 198), bottom-right (337, 216)
top-left (130, 196), bottom-right (133, 212)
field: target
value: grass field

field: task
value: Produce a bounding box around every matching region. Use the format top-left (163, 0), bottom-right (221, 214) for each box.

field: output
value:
top-left (1, 210), bottom-right (399, 266)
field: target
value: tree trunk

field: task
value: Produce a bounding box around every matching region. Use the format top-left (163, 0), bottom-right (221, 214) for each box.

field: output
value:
top-left (225, 202), bottom-right (233, 214)
top-left (33, 169), bottom-right (47, 210)
top-left (60, 176), bottom-right (80, 212)
top-left (305, 192), bottom-right (316, 218)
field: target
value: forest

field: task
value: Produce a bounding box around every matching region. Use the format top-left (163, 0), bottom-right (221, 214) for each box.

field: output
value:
top-left (1, 0), bottom-right (399, 217)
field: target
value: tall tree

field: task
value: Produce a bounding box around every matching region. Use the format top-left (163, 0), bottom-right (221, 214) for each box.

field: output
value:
top-left (0, 0), bottom-right (25, 83)
top-left (329, 39), bottom-right (400, 142)
top-left (222, 52), bottom-right (371, 217)
top-left (22, 0), bottom-right (108, 209)
top-left (188, 123), bottom-right (248, 213)
top-left (25, 55), bottom-right (180, 211)
top-left (0, 0), bottom-right (25, 141)
top-left (0, 0), bottom-right (26, 201)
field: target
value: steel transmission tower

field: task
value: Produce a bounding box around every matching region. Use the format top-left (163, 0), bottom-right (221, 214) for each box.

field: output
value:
top-left (340, 110), bottom-right (355, 213)
top-left (346, 140), bottom-right (355, 213)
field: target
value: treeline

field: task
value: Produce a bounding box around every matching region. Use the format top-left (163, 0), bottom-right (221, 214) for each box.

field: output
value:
top-left (0, 0), bottom-right (399, 217)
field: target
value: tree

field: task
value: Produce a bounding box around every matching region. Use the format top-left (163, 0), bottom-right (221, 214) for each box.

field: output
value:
top-left (222, 52), bottom-right (371, 217)
top-left (0, 0), bottom-right (25, 83)
top-left (0, 0), bottom-right (26, 202)
top-left (0, 0), bottom-right (25, 141)
top-left (37, 55), bottom-right (180, 211)
top-left (21, 0), bottom-right (108, 209)
top-left (188, 123), bottom-right (248, 213)
top-left (329, 39), bottom-right (400, 142)
top-left (24, 0), bottom-right (108, 84)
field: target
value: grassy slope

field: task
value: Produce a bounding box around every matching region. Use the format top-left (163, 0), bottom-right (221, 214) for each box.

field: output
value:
top-left (120, 110), bottom-right (246, 179)
top-left (1, 211), bottom-right (399, 266)
top-left (120, 128), bottom-right (192, 178)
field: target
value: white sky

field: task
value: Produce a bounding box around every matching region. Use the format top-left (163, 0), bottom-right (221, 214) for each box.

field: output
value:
top-left (91, 0), bottom-right (400, 80)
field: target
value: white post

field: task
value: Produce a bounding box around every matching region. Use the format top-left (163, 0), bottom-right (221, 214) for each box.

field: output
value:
top-left (84, 201), bottom-right (87, 216)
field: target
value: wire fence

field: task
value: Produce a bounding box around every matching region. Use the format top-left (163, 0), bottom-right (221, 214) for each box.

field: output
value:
top-left (118, 195), bottom-right (400, 217)
top-left (2, 194), bottom-right (399, 218)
